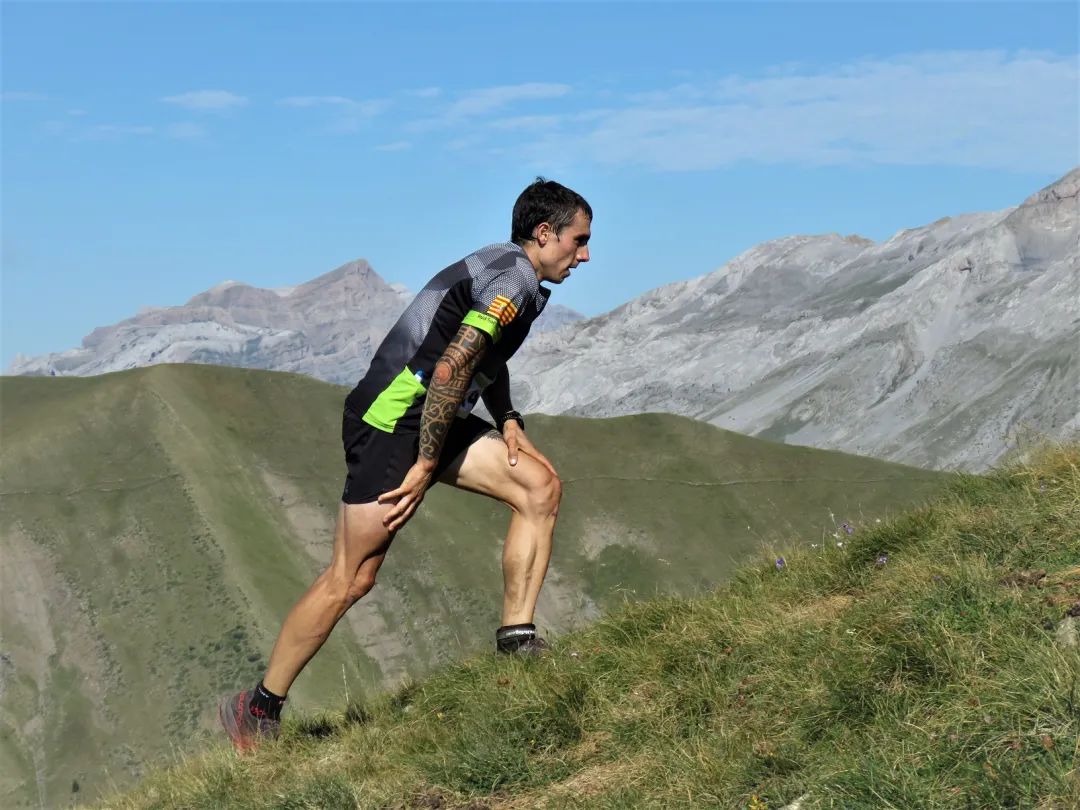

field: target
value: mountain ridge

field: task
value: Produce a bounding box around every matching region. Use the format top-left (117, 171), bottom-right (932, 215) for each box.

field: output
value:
top-left (7, 259), bottom-right (585, 384)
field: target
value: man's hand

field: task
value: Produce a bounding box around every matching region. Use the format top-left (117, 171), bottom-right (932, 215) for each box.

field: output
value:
top-left (378, 459), bottom-right (435, 531)
top-left (502, 421), bottom-right (558, 478)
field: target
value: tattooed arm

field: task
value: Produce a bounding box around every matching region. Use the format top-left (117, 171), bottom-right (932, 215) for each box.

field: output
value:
top-left (379, 323), bottom-right (489, 530)
top-left (418, 324), bottom-right (490, 465)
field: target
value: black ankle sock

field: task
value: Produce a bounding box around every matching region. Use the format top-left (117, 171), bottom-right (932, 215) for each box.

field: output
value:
top-left (248, 681), bottom-right (286, 721)
top-left (496, 623), bottom-right (536, 653)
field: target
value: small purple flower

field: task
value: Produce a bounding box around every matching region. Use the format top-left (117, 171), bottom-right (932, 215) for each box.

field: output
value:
top-left (775, 557), bottom-right (786, 570)
top-left (842, 522), bottom-right (854, 535)
top-left (875, 553), bottom-right (889, 567)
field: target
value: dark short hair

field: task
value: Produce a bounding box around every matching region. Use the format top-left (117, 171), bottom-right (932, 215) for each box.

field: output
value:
top-left (511, 177), bottom-right (592, 246)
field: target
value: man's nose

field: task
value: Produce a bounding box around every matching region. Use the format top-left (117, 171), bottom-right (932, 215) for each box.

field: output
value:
top-left (578, 246), bottom-right (590, 263)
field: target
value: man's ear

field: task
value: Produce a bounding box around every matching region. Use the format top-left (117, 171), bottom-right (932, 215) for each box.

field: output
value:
top-left (534, 221), bottom-right (553, 247)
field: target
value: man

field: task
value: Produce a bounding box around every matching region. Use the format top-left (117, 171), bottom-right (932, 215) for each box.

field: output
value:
top-left (219, 178), bottom-right (592, 751)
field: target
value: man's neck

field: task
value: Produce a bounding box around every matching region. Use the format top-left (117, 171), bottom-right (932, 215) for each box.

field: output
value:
top-left (518, 241), bottom-right (544, 281)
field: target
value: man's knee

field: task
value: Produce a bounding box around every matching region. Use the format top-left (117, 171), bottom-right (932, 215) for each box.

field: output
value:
top-left (520, 469), bottom-right (562, 518)
top-left (320, 568), bottom-right (377, 610)
top-left (347, 569), bottom-right (377, 602)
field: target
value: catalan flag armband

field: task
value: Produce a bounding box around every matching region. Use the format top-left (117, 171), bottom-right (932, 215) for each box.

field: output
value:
top-left (486, 295), bottom-right (518, 327)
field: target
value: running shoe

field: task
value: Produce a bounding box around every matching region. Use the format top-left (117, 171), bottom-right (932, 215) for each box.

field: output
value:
top-left (218, 688), bottom-right (280, 752)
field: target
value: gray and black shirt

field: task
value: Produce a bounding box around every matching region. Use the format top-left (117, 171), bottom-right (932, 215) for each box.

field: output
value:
top-left (345, 242), bottom-right (549, 433)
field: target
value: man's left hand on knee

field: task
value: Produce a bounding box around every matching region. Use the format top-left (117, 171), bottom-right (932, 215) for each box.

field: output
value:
top-left (501, 422), bottom-right (558, 478)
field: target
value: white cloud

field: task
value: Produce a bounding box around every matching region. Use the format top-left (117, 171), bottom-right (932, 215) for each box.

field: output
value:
top-left (408, 87), bottom-right (442, 98)
top-left (405, 83), bottom-right (572, 134)
top-left (42, 120), bottom-right (70, 136)
top-left (164, 122), bottom-right (207, 140)
top-left (280, 95), bottom-right (351, 108)
top-left (515, 51), bottom-right (1078, 173)
top-left (1, 91), bottom-right (47, 102)
top-left (48, 119), bottom-right (206, 142)
top-left (445, 82), bottom-right (570, 119)
top-left (80, 124), bottom-right (155, 140)
top-left (374, 141), bottom-right (411, 152)
top-left (279, 95), bottom-right (389, 133)
top-left (279, 95), bottom-right (387, 116)
top-left (161, 90), bottom-right (248, 111)
top-left (446, 135), bottom-right (482, 152)
top-left (490, 115), bottom-right (562, 132)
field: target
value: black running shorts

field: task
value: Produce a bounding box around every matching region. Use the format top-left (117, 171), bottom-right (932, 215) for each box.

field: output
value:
top-left (341, 407), bottom-right (496, 505)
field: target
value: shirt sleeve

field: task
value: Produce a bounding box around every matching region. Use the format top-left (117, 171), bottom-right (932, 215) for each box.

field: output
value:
top-left (461, 265), bottom-right (533, 343)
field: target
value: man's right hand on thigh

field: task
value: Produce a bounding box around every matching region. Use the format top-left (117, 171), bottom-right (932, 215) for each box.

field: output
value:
top-left (378, 458), bottom-right (435, 531)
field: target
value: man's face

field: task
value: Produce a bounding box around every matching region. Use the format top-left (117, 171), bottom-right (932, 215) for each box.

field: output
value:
top-left (534, 209), bottom-right (591, 284)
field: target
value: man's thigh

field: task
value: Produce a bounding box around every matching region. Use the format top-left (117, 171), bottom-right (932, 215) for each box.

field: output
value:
top-left (328, 500), bottom-right (397, 576)
top-left (437, 425), bottom-right (554, 506)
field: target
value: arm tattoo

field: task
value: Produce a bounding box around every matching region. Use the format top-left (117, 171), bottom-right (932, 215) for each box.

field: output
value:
top-left (419, 324), bottom-right (489, 463)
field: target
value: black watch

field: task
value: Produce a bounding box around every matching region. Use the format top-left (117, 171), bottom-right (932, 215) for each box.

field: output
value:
top-left (498, 410), bottom-right (525, 431)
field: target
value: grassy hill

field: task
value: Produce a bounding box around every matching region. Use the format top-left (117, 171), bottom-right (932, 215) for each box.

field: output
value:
top-left (99, 444), bottom-right (1080, 809)
top-left (0, 365), bottom-right (948, 807)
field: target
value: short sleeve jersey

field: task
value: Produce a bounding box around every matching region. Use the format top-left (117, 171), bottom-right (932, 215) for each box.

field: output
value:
top-left (344, 242), bottom-right (550, 434)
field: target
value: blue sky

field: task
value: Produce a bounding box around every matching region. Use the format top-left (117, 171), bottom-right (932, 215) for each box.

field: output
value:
top-left (2, 1), bottom-right (1077, 369)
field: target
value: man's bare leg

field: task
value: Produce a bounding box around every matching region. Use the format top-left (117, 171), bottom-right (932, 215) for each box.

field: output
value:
top-left (501, 506), bottom-right (557, 625)
top-left (262, 500), bottom-right (396, 696)
top-left (440, 434), bottom-right (561, 627)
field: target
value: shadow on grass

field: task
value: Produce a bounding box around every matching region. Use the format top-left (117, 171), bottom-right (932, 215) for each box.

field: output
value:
top-left (292, 715), bottom-right (337, 739)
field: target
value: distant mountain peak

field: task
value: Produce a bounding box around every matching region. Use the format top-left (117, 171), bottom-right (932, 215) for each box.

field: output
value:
top-left (840, 233), bottom-right (875, 245)
top-left (8, 256), bottom-right (583, 382)
top-left (1022, 166), bottom-right (1080, 207)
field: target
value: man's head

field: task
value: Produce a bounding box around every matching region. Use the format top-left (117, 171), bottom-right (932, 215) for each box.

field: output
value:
top-left (511, 178), bottom-right (592, 284)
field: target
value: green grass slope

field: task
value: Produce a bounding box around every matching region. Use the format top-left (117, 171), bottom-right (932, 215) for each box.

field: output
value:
top-left (100, 445), bottom-right (1080, 810)
top-left (0, 365), bottom-right (947, 807)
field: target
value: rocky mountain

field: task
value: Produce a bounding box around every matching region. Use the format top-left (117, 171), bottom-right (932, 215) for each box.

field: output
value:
top-left (6, 260), bottom-right (586, 386)
top-left (508, 169), bottom-right (1080, 471)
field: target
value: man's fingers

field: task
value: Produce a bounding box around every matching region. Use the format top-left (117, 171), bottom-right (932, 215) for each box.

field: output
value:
top-left (515, 437), bottom-right (558, 479)
top-left (378, 463), bottom-right (431, 528)
top-left (382, 500), bottom-right (405, 527)
top-left (385, 497), bottom-right (416, 530)
top-left (530, 451), bottom-right (558, 479)
top-left (394, 496), bottom-right (423, 530)
top-left (378, 485), bottom-right (405, 505)
top-left (380, 491), bottom-right (413, 524)
top-left (387, 510), bottom-right (409, 532)
top-left (506, 435), bottom-right (519, 467)
top-left (537, 455), bottom-right (558, 479)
